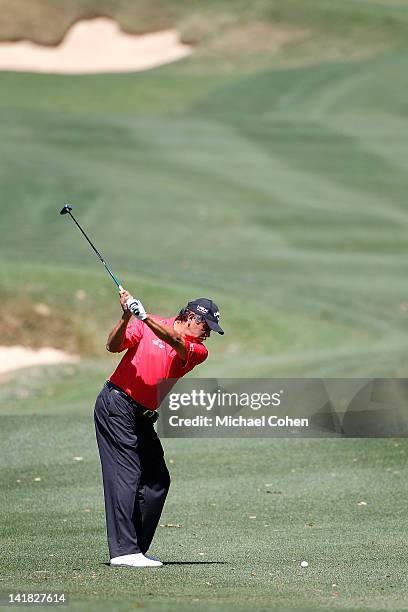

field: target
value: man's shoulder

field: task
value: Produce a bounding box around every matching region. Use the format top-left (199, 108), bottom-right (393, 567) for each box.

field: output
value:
top-left (185, 338), bottom-right (208, 359)
top-left (193, 340), bottom-right (208, 353)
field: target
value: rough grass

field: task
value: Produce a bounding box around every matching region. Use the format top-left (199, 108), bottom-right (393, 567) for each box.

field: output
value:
top-left (1, 0), bottom-right (408, 71)
top-left (0, 260), bottom-right (372, 378)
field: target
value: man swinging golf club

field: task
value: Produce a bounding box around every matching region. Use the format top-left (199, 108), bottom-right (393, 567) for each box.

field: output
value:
top-left (59, 205), bottom-right (223, 567)
top-left (94, 289), bottom-right (224, 568)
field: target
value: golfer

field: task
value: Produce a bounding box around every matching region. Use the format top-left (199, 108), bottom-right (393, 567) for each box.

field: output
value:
top-left (94, 289), bottom-right (223, 567)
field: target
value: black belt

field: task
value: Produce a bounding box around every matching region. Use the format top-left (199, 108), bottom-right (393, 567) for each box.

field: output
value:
top-left (105, 381), bottom-right (158, 422)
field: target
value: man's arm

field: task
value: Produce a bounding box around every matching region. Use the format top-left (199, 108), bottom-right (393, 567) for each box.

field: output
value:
top-left (106, 289), bottom-right (133, 353)
top-left (106, 311), bottom-right (132, 353)
top-left (125, 294), bottom-right (187, 361)
top-left (144, 316), bottom-right (187, 362)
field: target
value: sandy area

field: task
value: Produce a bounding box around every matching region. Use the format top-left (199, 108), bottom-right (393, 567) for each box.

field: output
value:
top-left (0, 17), bottom-right (193, 73)
top-left (0, 346), bottom-right (79, 374)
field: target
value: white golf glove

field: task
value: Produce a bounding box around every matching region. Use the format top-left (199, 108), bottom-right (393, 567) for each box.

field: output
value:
top-left (126, 297), bottom-right (147, 321)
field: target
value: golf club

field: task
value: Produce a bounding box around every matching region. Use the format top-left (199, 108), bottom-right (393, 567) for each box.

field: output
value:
top-left (60, 204), bottom-right (123, 290)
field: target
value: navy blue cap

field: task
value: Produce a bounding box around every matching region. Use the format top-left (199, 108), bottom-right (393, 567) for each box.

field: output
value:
top-left (187, 298), bottom-right (224, 335)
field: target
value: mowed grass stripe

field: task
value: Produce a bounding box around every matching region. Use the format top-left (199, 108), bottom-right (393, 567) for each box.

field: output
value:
top-left (1, 103), bottom-right (408, 373)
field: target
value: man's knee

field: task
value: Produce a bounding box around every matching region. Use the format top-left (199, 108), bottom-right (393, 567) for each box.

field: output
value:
top-left (164, 470), bottom-right (171, 492)
top-left (158, 467), bottom-right (171, 501)
top-left (158, 466), bottom-right (171, 496)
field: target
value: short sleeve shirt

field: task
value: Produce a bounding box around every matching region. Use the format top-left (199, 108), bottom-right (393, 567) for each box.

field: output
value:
top-left (109, 315), bottom-right (208, 410)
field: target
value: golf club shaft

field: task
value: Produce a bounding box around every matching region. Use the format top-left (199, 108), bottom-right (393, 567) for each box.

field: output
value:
top-left (67, 211), bottom-right (123, 290)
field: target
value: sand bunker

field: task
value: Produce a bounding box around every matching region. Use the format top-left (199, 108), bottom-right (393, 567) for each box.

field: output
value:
top-left (0, 346), bottom-right (79, 374)
top-left (0, 17), bottom-right (193, 74)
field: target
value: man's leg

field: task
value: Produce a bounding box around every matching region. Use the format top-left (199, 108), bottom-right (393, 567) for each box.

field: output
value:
top-left (132, 425), bottom-right (171, 555)
top-left (94, 386), bottom-right (142, 559)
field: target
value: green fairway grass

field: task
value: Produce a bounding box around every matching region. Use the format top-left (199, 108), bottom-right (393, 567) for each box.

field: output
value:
top-left (2, 410), bottom-right (408, 611)
top-left (1, 1), bottom-right (408, 610)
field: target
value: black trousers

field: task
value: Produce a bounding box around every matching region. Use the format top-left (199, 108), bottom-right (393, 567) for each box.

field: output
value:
top-left (94, 384), bottom-right (170, 559)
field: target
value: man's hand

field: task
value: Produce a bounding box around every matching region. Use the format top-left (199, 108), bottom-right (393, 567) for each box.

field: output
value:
top-left (126, 297), bottom-right (147, 321)
top-left (119, 289), bottom-right (133, 316)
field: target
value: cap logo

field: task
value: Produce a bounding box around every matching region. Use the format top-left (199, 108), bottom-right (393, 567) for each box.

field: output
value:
top-left (196, 305), bottom-right (208, 314)
top-left (214, 311), bottom-right (220, 321)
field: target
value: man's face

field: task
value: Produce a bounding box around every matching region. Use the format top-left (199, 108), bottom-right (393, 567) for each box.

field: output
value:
top-left (182, 313), bottom-right (211, 343)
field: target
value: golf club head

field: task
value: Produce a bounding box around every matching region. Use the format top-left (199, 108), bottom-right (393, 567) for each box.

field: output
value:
top-left (60, 204), bottom-right (73, 215)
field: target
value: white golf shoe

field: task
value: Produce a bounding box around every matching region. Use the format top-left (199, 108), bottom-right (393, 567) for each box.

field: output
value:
top-left (110, 553), bottom-right (163, 567)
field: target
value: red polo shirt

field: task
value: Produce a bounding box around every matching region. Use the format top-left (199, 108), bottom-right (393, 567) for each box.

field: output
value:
top-left (109, 315), bottom-right (208, 410)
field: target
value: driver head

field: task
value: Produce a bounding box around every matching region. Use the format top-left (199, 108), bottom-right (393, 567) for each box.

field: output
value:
top-left (60, 204), bottom-right (72, 215)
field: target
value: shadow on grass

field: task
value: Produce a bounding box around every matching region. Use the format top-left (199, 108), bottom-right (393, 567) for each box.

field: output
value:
top-left (102, 561), bottom-right (227, 566)
top-left (164, 561), bottom-right (227, 565)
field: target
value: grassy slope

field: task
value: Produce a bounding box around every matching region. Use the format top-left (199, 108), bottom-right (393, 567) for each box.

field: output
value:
top-left (1, 53), bottom-right (408, 376)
